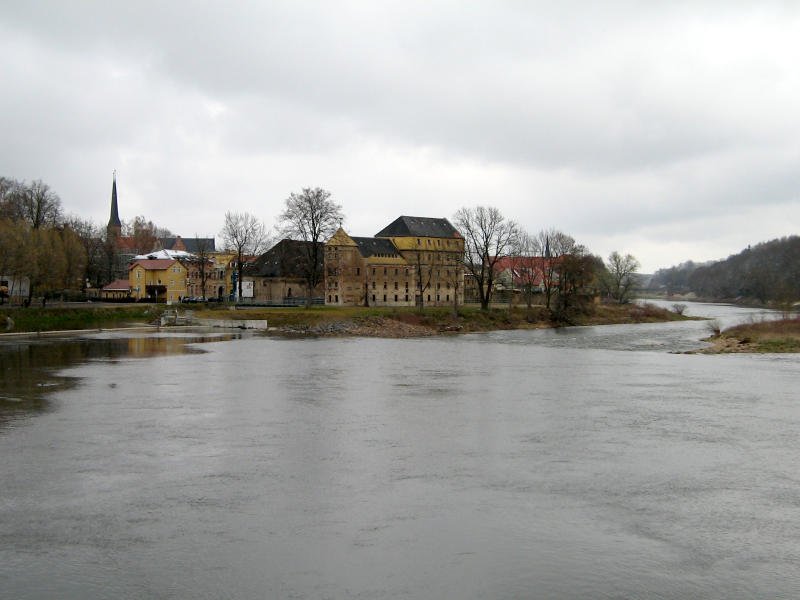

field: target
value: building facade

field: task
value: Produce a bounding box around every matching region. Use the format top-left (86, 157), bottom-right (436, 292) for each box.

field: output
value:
top-left (242, 239), bottom-right (324, 304)
top-left (129, 259), bottom-right (188, 303)
top-left (324, 216), bottom-right (464, 307)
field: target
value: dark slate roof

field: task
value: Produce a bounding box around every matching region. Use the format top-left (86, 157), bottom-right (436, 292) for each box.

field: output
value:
top-left (246, 239), bottom-right (323, 278)
top-left (352, 237), bottom-right (400, 258)
top-left (375, 216), bottom-right (461, 239)
top-left (159, 237), bottom-right (216, 253)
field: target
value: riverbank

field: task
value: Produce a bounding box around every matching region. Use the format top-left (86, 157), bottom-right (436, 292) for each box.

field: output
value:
top-left (211, 302), bottom-right (692, 337)
top-left (693, 317), bottom-right (800, 353)
top-left (0, 304), bottom-right (164, 335)
top-left (1, 302), bottom-right (690, 337)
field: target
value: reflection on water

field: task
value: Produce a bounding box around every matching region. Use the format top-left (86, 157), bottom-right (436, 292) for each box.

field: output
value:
top-left (0, 330), bottom-right (240, 429)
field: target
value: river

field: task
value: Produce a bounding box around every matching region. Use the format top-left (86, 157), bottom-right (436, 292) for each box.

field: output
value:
top-left (1, 302), bottom-right (798, 599)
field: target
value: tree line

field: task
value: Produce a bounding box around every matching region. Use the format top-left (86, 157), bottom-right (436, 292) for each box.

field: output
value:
top-left (2, 176), bottom-right (641, 313)
top-left (0, 177), bottom-right (174, 303)
top-left (650, 236), bottom-right (800, 305)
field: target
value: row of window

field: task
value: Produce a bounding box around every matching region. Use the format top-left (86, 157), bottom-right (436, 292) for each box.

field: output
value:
top-left (326, 293), bottom-right (454, 304)
top-left (416, 238), bottom-right (458, 248)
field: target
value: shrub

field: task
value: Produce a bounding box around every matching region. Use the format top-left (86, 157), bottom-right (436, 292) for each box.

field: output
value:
top-left (672, 303), bottom-right (687, 315)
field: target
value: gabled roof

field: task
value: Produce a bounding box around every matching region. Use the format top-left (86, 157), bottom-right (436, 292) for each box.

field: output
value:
top-left (246, 239), bottom-right (323, 278)
top-left (129, 259), bottom-right (178, 271)
top-left (326, 227), bottom-right (358, 247)
top-left (352, 237), bottom-right (400, 258)
top-left (375, 216), bottom-right (461, 239)
top-left (159, 236), bottom-right (216, 253)
top-left (102, 279), bottom-right (130, 291)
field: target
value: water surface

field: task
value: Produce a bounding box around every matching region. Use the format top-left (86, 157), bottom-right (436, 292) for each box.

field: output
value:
top-left (1, 304), bottom-right (798, 598)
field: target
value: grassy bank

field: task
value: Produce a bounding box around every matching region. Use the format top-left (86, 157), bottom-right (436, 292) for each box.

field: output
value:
top-left (0, 301), bottom-right (690, 336)
top-left (192, 301), bottom-right (690, 334)
top-left (0, 305), bottom-right (165, 334)
top-left (701, 317), bottom-right (800, 353)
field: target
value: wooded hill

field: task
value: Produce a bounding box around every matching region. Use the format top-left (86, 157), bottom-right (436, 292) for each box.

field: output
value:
top-left (650, 236), bottom-right (800, 304)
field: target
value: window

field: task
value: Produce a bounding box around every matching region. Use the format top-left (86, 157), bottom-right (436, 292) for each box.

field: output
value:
top-left (427, 294), bottom-right (431, 301)
top-left (405, 294), bottom-right (409, 301)
top-left (446, 294), bottom-right (450, 301)
top-left (372, 294), bottom-right (376, 302)
top-left (383, 282), bottom-right (387, 289)
top-left (372, 268), bottom-right (376, 275)
top-left (328, 295), bottom-right (332, 303)
top-left (372, 281), bottom-right (376, 289)
top-left (394, 268), bottom-right (398, 275)
top-left (394, 294), bottom-right (398, 301)
top-left (437, 294), bottom-right (440, 301)
top-left (355, 267), bottom-right (360, 276)
top-left (394, 282), bottom-right (398, 290)
top-left (383, 294), bottom-right (387, 301)
top-left (335, 295), bottom-right (339, 302)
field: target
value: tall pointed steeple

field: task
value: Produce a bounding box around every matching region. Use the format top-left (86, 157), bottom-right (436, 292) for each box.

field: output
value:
top-left (107, 171), bottom-right (122, 238)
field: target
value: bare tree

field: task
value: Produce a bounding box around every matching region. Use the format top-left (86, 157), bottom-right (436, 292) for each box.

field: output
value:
top-left (124, 215), bottom-right (167, 254)
top-left (554, 247), bottom-right (603, 319)
top-left (443, 246), bottom-right (465, 316)
top-left (529, 228), bottom-right (576, 310)
top-left (510, 231), bottom-right (541, 320)
top-left (410, 249), bottom-right (434, 310)
top-left (603, 251), bottom-right (640, 304)
top-left (63, 216), bottom-right (106, 289)
top-left (278, 187), bottom-right (343, 306)
top-left (453, 206), bottom-right (519, 310)
top-left (0, 177), bottom-right (19, 221)
top-left (1, 179), bottom-right (62, 229)
top-left (192, 234), bottom-right (214, 300)
top-left (221, 211), bottom-right (268, 300)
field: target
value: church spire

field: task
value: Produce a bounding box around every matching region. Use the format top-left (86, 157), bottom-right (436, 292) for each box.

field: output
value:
top-left (107, 171), bottom-right (121, 238)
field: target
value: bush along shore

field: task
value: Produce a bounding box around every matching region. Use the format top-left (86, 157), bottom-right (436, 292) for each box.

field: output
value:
top-left (692, 317), bottom-right (800, 354)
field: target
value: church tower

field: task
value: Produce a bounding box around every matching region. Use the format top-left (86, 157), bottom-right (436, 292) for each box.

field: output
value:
top-left (107, 171), bottom-right (122, 239)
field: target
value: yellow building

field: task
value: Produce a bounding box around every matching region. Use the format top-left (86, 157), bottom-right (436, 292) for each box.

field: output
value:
top-left (208, 252), bottom-right (236, 300)
top-left (325, 216), bottom-right (464, 307)
top-left (182, 252), bottom-right (236, 300)
top-left (129, 259), bottom-right (188, 303)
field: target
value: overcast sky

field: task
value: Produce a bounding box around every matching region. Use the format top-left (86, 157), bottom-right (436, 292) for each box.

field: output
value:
top-left (2, 1), bottom-right (799, 272)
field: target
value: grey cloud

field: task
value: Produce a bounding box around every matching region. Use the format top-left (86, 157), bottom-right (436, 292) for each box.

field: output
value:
top-left (1, 1), bottom-right (798, 272)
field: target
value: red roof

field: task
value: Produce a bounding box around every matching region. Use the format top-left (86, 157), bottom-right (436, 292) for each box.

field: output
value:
top-left (129, 259), bottom-right (177, 271)
top-left (102, 279), bottom-right (130, 291)
top-left (493, 256), bottom-right (560, 286)
top-left (115, 236), bottom-right (139, 251)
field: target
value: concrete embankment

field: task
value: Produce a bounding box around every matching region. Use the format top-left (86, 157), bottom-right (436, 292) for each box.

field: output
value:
top-left (192, 318), bottom-right (269, 330)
